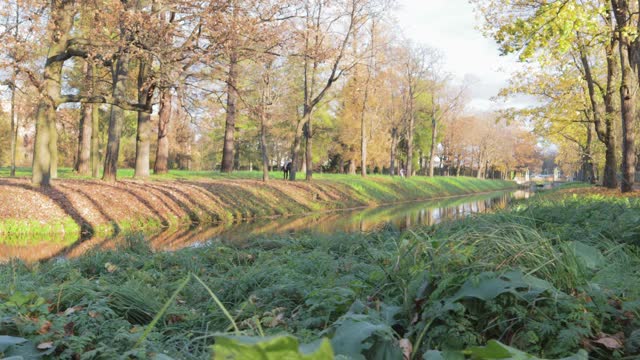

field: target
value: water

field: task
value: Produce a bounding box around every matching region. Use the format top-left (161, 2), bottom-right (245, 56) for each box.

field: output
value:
top-left (0, 190), bottom-right (532, 262)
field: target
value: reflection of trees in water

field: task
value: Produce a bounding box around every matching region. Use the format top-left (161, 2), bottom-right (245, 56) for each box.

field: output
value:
top-left (1, 190), bottom-right (532, 263)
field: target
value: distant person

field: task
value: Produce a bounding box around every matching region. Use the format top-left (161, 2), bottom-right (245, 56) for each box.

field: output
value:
top-left (283, 161), bottom-right (292, 180)
top-left (399, 168), bottom-right (405, 178)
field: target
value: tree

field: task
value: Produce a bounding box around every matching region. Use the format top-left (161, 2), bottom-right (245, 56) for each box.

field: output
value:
top-left (288, 0), bottom-right (383, 181)
top-left (473, 0), bottom-right (633, 189)
top-left (73, 62), bottom-right (94, 176)
top-left (30, 0), bottom-right (76, 186)
top-left (611, 0), bottom-right (637, 192)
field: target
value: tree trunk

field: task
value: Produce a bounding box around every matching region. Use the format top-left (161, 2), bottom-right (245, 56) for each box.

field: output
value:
top-left (259, 67), bottom-right (271, 182)
top-left (75, 103), bottom-right (92, 176)
top-left (32, 1), bottom-right (75, 186)
top-left (476, 157), bottom-right (484, 179)
top-left (135, 110), bottom-right (152, 178)
top-left (9, 77), bottom-right (17, 177)
top-left (580, 45), bottom-right (618, 188)
top-left (30, 34), bottom-right (56, 185)
top-left (221, 48), bottom-right (238, 173)
top-left (289, 108), bottom-right (309, 181)
top-left (618, 40), bottom-right (637, 192)
top-left (360, 109), bottom-right (367, 177)
top-left (390, 127), bottom-right (397, 176)
top-left (582, 124), bottom-right (595, 183)
top-left (49, 114), bottom-right (58, 179)
top-left (102, 55), bottom-right (130, 183)
top-left (91, 72), bottom-right (100, 178)
top-left (612, 0), bottom-right (637, 192)
top-left (348, 159), bottom-right (356, 175)
top-left (406, 112), bottom-right (414, 178)
top-left (360, 64), bottom-right (372, 178)
top-left (74, 61), bottom-right (93, 176)
top-left (154, 89), bottom-right (172, 174)
top-left (305, 117), bottom-right (313, 181)
top-left (91, 96), bottom-right (101, 178)
top-left (33, 102), bottom-right (56, 186)
top-left (234, 141), bottom-right (241, 170)
top-left (9, 0), bottom-right (19, 177)
top-left (134, 61), bottom-right (154, 179)
top-left (428, 108), bottom-right (437, 177)
top-left (260, 112), bottom-right (269, 182)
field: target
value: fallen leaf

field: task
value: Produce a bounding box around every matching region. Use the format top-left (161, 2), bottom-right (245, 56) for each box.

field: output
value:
top-left (38, 321), bottom-right (52, 335)
top-left (64, 306), bottom-right (82, 316)
top-left (37, 341), bottom-right (54, 350)
top-left (64, 321), bottom-right (75, 336)
top-left (105, 262), bottom-right (118, 273)
top-left (399, 338), bottom-right (412, 360)
top-left (594, 336), bottom-right (623, 349)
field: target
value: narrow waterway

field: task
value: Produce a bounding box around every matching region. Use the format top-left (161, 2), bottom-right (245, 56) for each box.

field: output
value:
top-left (0, 189), bottom-right (532, 262)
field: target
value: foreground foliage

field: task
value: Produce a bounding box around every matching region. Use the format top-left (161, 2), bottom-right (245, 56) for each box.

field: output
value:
top-left (1, 192), bottom-right (639, 359)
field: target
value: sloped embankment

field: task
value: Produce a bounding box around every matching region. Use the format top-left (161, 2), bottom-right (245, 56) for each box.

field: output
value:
top-left (0, 176), bottom-right (516, 239)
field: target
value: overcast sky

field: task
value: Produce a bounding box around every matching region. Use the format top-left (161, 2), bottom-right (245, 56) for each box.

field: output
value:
top-left (394, 0), bottom-right (527, 113)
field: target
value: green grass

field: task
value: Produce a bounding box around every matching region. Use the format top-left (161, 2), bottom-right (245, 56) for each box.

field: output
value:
top-left (0, 166), bottom-right (516, 184)
top-left (0, 167), bottom-right (291, 181)
top-left (0, 218), bottom-right (80, 244)
top-left (1, 192), bottom-right (639, 359)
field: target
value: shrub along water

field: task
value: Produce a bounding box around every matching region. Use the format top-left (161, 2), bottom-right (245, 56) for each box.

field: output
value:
top-left (0, 191), bottom-right (639, 359)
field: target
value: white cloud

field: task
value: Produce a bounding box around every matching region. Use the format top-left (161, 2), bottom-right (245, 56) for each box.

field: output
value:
top-left (394, 0), bottom-right (530, 112)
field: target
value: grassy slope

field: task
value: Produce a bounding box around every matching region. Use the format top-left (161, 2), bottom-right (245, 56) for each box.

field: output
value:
top-left (1, 188), bottom-right (639, 359)
top-left (0, 168), bottom-right (515, 240)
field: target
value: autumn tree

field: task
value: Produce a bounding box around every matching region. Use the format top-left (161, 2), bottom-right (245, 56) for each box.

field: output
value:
top-left (473, 0), bottom-right (636, 190)
top-left (287, 0), bottom-right (389, 181)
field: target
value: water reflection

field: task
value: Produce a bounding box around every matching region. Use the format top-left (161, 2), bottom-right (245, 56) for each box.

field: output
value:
top-left (0, 190), bottom-right (531, 262)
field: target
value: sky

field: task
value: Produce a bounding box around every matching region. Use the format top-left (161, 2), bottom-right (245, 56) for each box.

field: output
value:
top-left (394, 0), bottom-right (529, 113)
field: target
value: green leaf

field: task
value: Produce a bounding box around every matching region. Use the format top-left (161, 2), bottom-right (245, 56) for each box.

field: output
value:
top-left (464, 340), bottom-right (589, 360)
top-left (423, 350), bottom-right (465, 360)
top-left (466, 341), bottom-right (512, 359)
top-left (1, 338), bottom-right (45, 359)
top-left (212, 334), bottom-right (334, 360)
top-left (450, 271), bottom-right (554, 303)
top-left (0, 336), bottom-right (27, 352)
top-left (7, 292), bottom-right (32, 307)
top-left (564, 242), bottom-right (604, 271)
top-left (152, 354), bottom-right (177, 360)
top-left (327, 308), bottom-right (402, 360)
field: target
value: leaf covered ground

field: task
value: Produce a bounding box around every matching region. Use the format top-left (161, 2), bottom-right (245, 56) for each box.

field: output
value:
top-left (1, 187), bottom-right (639, 359)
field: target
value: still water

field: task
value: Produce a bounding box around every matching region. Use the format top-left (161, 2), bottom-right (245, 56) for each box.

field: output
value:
top-left (0, 190), bottom-right (532, 262)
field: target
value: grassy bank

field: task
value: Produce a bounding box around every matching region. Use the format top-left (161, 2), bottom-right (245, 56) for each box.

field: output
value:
top-left (0, 172), bottom-right (515, 241)
top-left (1, 189), bottom-right (639, 359)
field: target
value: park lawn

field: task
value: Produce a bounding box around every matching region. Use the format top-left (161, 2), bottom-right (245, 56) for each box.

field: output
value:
top-left (0, 187), bottom-right (639, 359)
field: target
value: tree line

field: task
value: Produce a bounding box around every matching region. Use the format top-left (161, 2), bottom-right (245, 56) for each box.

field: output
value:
top-left (0, 0), bottom-right (539, 187)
